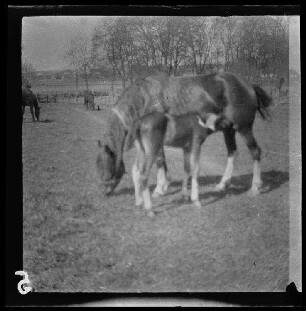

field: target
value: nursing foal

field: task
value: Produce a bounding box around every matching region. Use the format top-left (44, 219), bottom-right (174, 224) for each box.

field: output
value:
top-left (125, 112), bottom-right (232, 217)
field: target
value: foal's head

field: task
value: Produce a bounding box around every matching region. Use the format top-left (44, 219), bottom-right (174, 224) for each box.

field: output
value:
top-left (96, 140), bottom-right (126, 196)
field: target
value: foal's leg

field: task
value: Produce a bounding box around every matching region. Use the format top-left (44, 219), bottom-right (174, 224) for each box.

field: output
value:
top-left (132, 142), bottom-right (144, 207)
top-left (138, 140), bottom-right (160, 217)
top-left (181, 147), bottom-right (191, 200)
top-left (215, 127), bottom-right (238, 191)
top-left (239, 127), bottom-right (263, 196)
top-left (152, 148), bottom-right (171, 197)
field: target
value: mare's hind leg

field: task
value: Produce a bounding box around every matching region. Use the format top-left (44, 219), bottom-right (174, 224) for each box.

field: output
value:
top-left (152, 148), bottom-right (171, 197)
top-left (215, 127), bottom-right (238, 191)
top-left (29, 105), bottom-right (36, 122)
top-left (239, 127), bottom-right (263, 196)
top-left (181, 147), bottom-right (191, 200)
top-left (190, 143), bottom-right (202, 208)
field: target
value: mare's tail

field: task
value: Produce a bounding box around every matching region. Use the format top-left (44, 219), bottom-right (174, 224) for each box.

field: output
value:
top-left (125, 120), bottom-right (142, 151)
top-left (253, 84), bottom-right (273, 120)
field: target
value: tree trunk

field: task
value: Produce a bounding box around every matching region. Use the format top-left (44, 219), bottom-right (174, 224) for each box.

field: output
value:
top-left (111, 67), bottom-right (115, 96)
top-left (121, 77), bottom-right (126, 89)
top-left (75, 70), bottom-right (78, 104)
top-left (84, 64), bottom-right (89, 92)
top-left (85, 73), bottom-right (89, 92)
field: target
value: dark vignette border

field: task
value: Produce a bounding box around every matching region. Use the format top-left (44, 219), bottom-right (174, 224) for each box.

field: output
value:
top-left (6, 4), bottom-right (301, 307)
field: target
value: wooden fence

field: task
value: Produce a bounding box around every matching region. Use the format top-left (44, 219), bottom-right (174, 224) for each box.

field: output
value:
top-left (36, 90), bottom-right (110, 104)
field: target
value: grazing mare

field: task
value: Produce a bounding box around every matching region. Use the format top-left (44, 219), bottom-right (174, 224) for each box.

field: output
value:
top-left (125, 111), bottom-right (232, 216)
top-left (96, 72), bottom-right (272, 201)
top-left (22, 87), bottom-right (40, 122)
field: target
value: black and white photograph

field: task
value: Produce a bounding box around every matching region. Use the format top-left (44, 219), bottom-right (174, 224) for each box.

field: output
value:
top-left (7, 5), bottom-right (301, 307)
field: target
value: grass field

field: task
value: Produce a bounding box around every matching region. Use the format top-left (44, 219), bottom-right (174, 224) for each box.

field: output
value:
top-left (22, 86), bottom-right (290, 292)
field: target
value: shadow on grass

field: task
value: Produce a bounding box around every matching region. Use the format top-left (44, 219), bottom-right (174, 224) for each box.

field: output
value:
top-left (23, 118), bottom-right (54, 123)
top-left (114, 170), bottom-right (289, 211)
top-left (155, 169), bottom-right (289, 214)
top-left (39, 118), bottom-right (54, 123)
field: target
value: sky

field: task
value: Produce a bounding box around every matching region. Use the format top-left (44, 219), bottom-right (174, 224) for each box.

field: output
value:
top-left (22, 16), bottom-right (102, 71)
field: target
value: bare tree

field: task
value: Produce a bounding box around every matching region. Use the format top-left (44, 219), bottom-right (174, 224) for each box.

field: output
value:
top-left (236, 16), bottom-right (288, 83)
top-left (214, 17), bottom-right (241, 71)
top-left (22, 60), bottom-right (37, 87)
top-left (65, 33), bottom-right (93, 102)
top-left (184, 17), bottom-right (218, 74)
top-left (92, 17), bottom-right (139, 88)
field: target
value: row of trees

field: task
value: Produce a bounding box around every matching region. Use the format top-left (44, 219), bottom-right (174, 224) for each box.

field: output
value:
top-left (90, 16), bottom-right (289, 88)
top-left (24, 16), bottom-right (289, 91)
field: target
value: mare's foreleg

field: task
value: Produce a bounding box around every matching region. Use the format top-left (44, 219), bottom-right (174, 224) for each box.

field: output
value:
top-left (215, 127), bottom-right (238, 191)
top-left (152, 148), bottom-right (171, 197)
top-left (239, 127), bottom-right (263, 196)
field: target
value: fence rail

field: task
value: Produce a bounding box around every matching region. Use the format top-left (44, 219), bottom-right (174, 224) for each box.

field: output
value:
top-left (36, 90), bottom-right (112, 104)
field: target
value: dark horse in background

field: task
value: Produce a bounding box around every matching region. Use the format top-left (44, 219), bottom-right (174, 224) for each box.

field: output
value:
top-left (22, 86), bottom-right (41, 122)
top-left (96, 72), bottom-right (272, 207)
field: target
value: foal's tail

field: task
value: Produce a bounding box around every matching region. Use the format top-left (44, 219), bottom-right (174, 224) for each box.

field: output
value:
top-left (253, 84), bottom-right (273, 120)
top-left (125, 120), bottom-right (142, 151)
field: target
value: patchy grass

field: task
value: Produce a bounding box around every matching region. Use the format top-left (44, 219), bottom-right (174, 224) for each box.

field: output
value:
top-left (23, 94), bottom-right (289, 292)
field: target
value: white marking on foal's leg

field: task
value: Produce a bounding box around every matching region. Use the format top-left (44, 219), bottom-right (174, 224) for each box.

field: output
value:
top-left (215, 151), bottom-right (237, 191)
top-left (181, 172), bottom-right (190, 200)
top-left (190, 154), bottom-right (201, 208)
top-left (142, 187), bottom-right (155, 217)
top-left (163, 171), bottom-right (172, 192)
top-left (248, 160), bottom-right (263, 197)
top-left (152, 167), bottom-right (168, 198)
top-left (132, 163), bottom-right (143, 206)
top-left (191, 177), bottom-right (201, 207)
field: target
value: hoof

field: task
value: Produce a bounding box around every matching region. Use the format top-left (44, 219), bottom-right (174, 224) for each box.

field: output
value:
top-left (152, 190), bottom-right (164, 198)
top-left (183, 195), bottom-right (190, 202)
top-left (214, 182), bottom-right (229, 192)
top-left (180, 189), bottom-right (189, 201)
top-left (192, 200), bottom-right (202, 208)
top-left (247, 188), bottom-right (261, 197)
top-left (135, 200), bottom-right (143, 207)
top-left (247, 181), bottom-right (264, 197)
top-left (163, 178), bottom-right (172, 192)
top-left (146, 210), bottom-right (156, 218)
